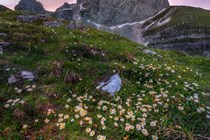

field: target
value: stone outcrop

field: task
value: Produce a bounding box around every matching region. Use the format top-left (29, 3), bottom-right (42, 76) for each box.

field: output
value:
top-left (141, 7), bottom-right (210, 55)
top-left (77, 0), bottom-right (170, 26)
top-left (17, 14), bottom-right (51, 22)
top-left (54, 3), bottom-right (77, 21)
top-left (0, 5), bottom-right (11, 11)
top-left (15, 0), bottom-right (48, 14)
top-left (54, 3), bottom-right (81, 21)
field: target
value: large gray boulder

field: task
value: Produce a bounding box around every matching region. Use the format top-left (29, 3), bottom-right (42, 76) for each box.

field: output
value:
top-left (15, 0), bottom-right (48, 14)
top-left (77, 0), bottom-right (170, 26)
top-left (54, 3), bottom-right (77, 21)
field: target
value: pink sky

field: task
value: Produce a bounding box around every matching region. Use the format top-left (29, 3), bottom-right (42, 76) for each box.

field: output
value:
top-left (0, 0), bottom-right (210, 11)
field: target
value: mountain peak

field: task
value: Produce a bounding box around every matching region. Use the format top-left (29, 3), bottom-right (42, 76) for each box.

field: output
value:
top-left (78, 0), bottom-right (170, 26)
top-left (14, 0), bottom-right (48, 14)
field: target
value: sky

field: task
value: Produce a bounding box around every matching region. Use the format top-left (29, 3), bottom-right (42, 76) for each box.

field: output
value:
top-left (0, 0), bottom-right (210, 11)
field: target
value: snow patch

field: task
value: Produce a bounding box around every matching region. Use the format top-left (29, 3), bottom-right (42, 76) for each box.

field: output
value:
top-left (157, 17), bottom-right (171, 27)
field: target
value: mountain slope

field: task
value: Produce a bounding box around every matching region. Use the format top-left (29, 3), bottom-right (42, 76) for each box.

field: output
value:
top-left (142, 6), bottom-right (210, 56)
top-left (0, 5), bottom-right (11, 12)
top-left (0, 10), bottom-right (210, 139)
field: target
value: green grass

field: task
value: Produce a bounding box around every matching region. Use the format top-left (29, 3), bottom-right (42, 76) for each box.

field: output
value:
top-left (144, 6), bottom-right (210, 35)
top-left (0, 5), bottom-right (11, 12)
top-left (0, 10), bottom-right (210, 140)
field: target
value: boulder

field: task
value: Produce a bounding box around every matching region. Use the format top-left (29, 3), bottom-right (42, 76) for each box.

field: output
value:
top-left (0, 46), bottom-right (3, 55)
top-left (97, 74), bottom-right (122, 96)
top-left (54, 3), bottom-right (78, 21)
top-left (68, 21), bottom-right (85, 29)
top-left (8, 71), bottom-right (35, 84)
top-left (0, 42), bottom-right (12, 54)
top-left (0, 33), bottom-right (7, 37)
top-left (17, 14), bottom-right (51, 22)
top-left (15, 0), bottom-right (48, 14)
top-left (43, 21), bottom-right (64, 28)
top-left (0, 5), bottom-right (11, 11)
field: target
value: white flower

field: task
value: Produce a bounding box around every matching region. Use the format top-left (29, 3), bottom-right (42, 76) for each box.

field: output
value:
top-left (22, 124), bottom-right (28, 129)
top-left (90, 131), bottom-right (95, 137)
top-left (86, 127), bottom-right (91, 133)
top-left (45, 119), bottom-right (49, 123)
top-left (13, 98), bottom-right (20, 103)
top-left (102, 125), bottom-right (106, 130)
top-left (16, 89), bottom-right (22, 93)
top-left (20, 100), bottom-right (25, 104)
top-left (141, 129), bottom-right (149, 136)
top-left (64, 115), bottom-right (69, 119)
top-left (75, 114), bottom-right (79, 119)
top-left (97, 135), bottom-right (106, 140)
top-left (35, 119), bottom-right (39, 123)
top-left (102, 106), bottom-right (107, 111)
top-left (136, 124), bottom-right (141, 130)
top-left (27, 88), bottom-right (33, 92)
top-left (7, 99), bottom-right (13, 103)
top-left (65, 104), bottom-right (69, 109)
top-left (178, 106), bottom-right (184, 111)
top-left (114, 122), bottom-right (118, 127)
top-left (152, 135), bottom-right (158, 140)
top-left (67, 98), bottom-right (72, 102)
top-left (72, 94), bottom-right (77, 98)
top-left (150, 121), bottom-right (157, 127)
top-left (4, 104), bottom-right (10, 108)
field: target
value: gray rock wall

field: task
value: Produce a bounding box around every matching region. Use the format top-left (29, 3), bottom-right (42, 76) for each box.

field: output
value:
top-left (15, 0), bottom-right (47, 14)
top-left (77, 0), bottom-right (169, 26)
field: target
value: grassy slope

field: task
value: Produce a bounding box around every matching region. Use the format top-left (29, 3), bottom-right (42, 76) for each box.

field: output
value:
top-left (0, 11), bottom-right (210, 140)
top-left (144, 6), bottom-right (210, 35)
top-left (0, 5), bottom-right (11, 12)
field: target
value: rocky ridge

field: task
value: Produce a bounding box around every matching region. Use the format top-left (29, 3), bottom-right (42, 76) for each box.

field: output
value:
top-left (77, 0), bottom-right (170, 26)
top-left (15, 0), bottom-right (48, 14)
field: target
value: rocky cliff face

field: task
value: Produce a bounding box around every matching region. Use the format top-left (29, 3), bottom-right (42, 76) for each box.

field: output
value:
top-left (15, 0), bottom-right (48, 14)
top-left (0, 5), bottom-right (11, 11)
top-left (142, 6), bottom-right (210, 56)
top-left (54, 3), bottom-right (77, 21)
top-left (77, 0), bottom-right (170, 26)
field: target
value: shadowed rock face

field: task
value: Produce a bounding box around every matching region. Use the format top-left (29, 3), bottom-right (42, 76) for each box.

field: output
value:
top-left (0, 5), bottom-right (11, 11)
top-left (77, 0), bottom-right (170, 26)
top-left (54, 3), bottom-right (77, 21)
top-left (15, 0), bottom-right (47, 14)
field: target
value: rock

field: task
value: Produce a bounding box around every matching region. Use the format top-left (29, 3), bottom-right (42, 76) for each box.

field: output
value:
top-left (68, 21), bottom-right (85, 29)
top-left (0, 5), bottom-right (11, 11)
top-left (97, 74), bottom-right (122, 96)
top-left (8, 71), bottom-right (35, 84)
top-left (0, 46), bottom-right (3, 55)
top-left (0, 42), bottom-right (12, 46)
top-left (54, 3), bottom-right (78, 21)
top-left (15, 0), bottom-right (48, 14)
top-left (43, 21), bottom-right (64, 28)
top-left (77, 0), bottom-right (170, 26)
top-left (143, 49), bottom-right (162, 58)
top-left (56, 2), bottom-right (75, 12)
top-left (143, 49), bottom-right (157, 55)
top-left (0, 33), bottom-right (7, 37)
top-left (0, 42), bottom-right (12, 54)
top-left (17, 14), bottom-right (51, 22)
